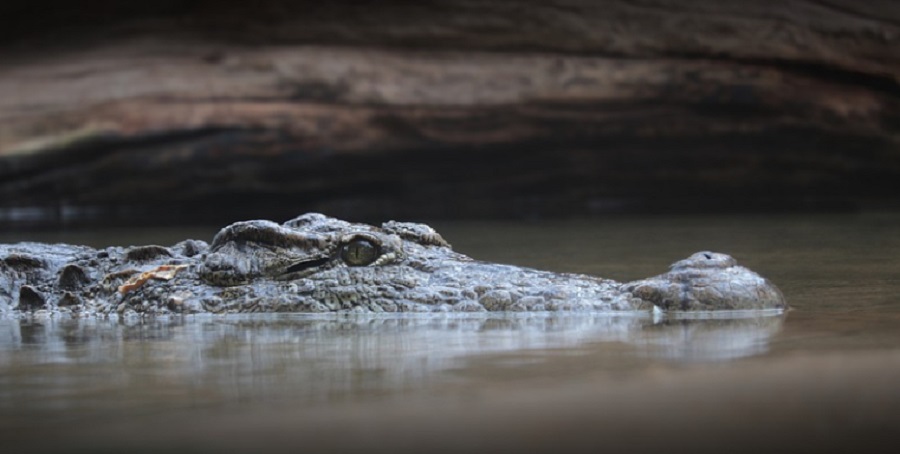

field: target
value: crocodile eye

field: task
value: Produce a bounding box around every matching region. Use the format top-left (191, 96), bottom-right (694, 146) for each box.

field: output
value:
top-left (341, 239), bottom-right (379, 266)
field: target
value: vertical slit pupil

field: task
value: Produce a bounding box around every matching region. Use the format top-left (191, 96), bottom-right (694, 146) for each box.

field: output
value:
top-left (342, 239), bottom-right (378, 266)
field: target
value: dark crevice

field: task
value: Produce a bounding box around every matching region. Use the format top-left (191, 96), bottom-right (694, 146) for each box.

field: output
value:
top-left (1, 126), bottom-right (894, 227)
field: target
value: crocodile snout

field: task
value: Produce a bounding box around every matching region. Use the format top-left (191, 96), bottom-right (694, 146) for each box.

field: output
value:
top-left (626, 252), bottom-right (786, 311)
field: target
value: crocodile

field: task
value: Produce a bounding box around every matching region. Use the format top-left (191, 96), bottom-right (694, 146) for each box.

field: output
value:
top-left (0, 213), bottom-right (786, 317)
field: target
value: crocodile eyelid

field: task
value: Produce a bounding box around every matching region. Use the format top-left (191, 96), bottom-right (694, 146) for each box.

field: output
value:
top-left (340, 232), bottom-right (382, 246)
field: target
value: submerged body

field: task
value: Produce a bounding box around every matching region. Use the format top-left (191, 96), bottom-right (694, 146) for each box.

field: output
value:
top-left (0, 213), bottom-right (785, 317)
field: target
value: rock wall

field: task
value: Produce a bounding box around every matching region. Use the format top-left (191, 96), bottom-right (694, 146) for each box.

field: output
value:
top-left (0, 1), bottom-right (898, 224)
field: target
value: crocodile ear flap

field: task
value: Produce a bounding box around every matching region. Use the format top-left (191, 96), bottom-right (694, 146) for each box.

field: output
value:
top-left (381, 221), bottom-right (451, 248)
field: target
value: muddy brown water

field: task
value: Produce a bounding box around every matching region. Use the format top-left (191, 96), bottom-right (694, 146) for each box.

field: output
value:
top-left (1, 213), bottom-right (899, 453)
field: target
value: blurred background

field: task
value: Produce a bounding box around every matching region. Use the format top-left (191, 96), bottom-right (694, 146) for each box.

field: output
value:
top-left (0, 0), bottom-right (898, 227)
top-left (3, 4), bottom-right (900, 452)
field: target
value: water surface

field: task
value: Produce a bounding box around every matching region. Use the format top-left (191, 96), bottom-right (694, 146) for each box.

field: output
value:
top-left (1, 213), bottom-right (899, 453)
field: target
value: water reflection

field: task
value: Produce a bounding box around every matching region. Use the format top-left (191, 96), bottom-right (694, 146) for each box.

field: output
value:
top-left (634, 316), bottom-right (784, 361)
top-left (0, 313), bottom-right (784, 416)
top-left (1, 313), bottom-right (786, 361)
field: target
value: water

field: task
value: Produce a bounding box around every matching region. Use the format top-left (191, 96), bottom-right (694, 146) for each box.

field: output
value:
top-left (1, 213), bottom-right (899, 453)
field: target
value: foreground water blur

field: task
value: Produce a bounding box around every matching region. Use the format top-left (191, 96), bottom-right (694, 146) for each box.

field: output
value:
top-left (1, 213), bottom-right (899, 453)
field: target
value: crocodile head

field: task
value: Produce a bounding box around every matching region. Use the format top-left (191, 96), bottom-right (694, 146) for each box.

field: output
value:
top-left (2, 213), bottom-right (786, 315)
top-left (185, 213), bottom-right (784, 314)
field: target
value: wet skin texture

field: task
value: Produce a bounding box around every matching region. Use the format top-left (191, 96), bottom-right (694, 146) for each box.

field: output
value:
top-left (0, 213), bottom-right (786, 317)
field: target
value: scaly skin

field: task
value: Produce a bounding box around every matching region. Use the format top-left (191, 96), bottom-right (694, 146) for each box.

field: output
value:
top-left (0, 213), bottom-right (786, 317)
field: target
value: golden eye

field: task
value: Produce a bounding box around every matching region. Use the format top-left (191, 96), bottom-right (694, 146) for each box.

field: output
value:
top-left (341, 239), bottom-right (379, 266)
